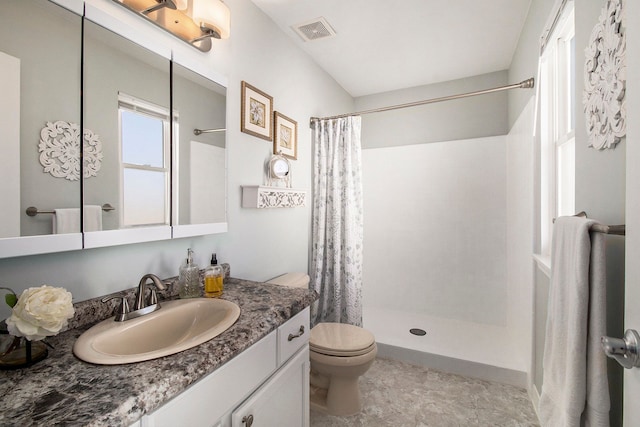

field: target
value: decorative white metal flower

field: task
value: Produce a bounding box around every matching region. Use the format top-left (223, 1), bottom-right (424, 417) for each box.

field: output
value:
top-left (583, 0), bottom-right (626, 150)
top-left (38, 121), bottom-right (103, 181)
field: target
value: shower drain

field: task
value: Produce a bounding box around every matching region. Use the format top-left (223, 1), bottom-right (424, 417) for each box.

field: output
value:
top-left (409, 328), bottom-right (427, 336)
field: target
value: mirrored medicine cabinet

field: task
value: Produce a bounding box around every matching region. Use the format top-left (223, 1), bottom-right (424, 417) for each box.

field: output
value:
top-left (0, 0), bottom-right (227, 258)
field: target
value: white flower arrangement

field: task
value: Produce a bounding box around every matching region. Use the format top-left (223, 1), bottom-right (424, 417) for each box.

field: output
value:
top-left (3, 285), bottom-right (75, 341)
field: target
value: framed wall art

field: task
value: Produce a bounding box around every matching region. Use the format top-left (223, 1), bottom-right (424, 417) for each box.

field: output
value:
top-left (273, 111), bottom-right (297, 160)
top-left (241, 81), bottom-right (273, 141)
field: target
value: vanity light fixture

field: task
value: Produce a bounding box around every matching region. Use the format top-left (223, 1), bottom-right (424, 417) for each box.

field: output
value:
top-left (192, 0), bottom-right (230, 40)
top-left (113, 0), bottom-right (230, 52)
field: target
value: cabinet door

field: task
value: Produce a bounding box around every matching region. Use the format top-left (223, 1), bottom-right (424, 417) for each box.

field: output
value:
top-left (232, 345), bottom-right (309, 427)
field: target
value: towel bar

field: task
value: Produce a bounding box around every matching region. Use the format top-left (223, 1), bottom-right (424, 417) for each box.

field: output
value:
top-left (26, 204), bottom-right (115, 217)
top-left (553, 211), bottom-right (625, 236)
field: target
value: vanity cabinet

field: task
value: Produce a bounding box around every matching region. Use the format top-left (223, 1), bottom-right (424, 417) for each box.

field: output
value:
top-left (230, 346), bottom-right (309, 427)
top-left (141, 307), bottom-right (310, 427)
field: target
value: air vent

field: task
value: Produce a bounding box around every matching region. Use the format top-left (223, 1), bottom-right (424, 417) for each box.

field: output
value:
top-left (292, 17), bottom-right (336, 42)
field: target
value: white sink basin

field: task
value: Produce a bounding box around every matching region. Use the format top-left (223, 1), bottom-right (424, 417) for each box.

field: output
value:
top-left (73, 298), bottom-right (240, 364)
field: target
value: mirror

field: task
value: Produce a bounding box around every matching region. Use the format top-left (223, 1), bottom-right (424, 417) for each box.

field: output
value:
top-left (82, 19), bottom-right (172, 247)
top-left (172, 63), bottom-right (227, 237)
top-left (0, 1), bottom-right (228, 258)
top-left (0, 0), bottom-right (83, 257)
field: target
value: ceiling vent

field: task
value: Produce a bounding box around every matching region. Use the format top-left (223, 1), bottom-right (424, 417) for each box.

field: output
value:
top-left (292, 17), bottom-right (336, 42)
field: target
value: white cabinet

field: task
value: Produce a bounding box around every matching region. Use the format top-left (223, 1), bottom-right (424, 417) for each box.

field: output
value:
top-left (231, 346), bottom-right (309, 427)
top-left (142, 308), bottom-right (310, 427)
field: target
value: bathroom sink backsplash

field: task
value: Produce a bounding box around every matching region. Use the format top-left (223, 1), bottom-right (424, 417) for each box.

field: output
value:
top-left (66, 264), bottom-right (231, 331)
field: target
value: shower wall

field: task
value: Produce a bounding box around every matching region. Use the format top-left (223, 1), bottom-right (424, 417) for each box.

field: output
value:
top-left (362, 136), bottom-right (507, 325)
top-left (358, 72), bottom-right (532, 380)
top-left (361, 135), bottom-right (521, 379)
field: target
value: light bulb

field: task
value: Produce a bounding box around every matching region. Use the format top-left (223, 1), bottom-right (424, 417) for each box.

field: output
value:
top-left (192, 0), bottom-right (230, 39)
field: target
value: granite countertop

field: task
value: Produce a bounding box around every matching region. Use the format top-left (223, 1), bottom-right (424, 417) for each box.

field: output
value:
top-left (0, 275), bottom-right (316, 427)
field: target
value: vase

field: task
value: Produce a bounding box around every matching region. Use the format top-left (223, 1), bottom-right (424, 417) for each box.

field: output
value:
top-left (0, 321), bottom-right (48, 370)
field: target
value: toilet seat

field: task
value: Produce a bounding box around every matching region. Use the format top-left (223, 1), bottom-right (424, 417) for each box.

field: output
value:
top-left (311, 342), bottom-right (376, 357)
top-left (310, 323), bottom-right (376, 357)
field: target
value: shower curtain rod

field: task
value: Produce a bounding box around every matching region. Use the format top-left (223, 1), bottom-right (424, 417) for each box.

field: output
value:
top-left (309, 77), bottom-right (535, 125)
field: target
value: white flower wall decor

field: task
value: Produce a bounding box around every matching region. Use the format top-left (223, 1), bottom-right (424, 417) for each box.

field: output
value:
top-left (38, 121), bottom-right (103, 181)
top-left (583, 0), bottom-right (626, 150)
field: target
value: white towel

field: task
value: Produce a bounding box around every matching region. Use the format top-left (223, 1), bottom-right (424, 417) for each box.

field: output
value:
top-left (539, 216), bottom-right (610, 427)
top-left (53, 206), bottom-right (103, 233)
top-left (83, 205), bottom-right (103, 232)
top-left (53, 208), bottom-right (80, 234)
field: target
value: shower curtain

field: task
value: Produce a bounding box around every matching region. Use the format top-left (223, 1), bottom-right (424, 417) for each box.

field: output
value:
top-left (311, 116), bottom-right (363, 327)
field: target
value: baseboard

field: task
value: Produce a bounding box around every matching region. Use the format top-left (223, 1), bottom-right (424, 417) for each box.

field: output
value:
top-left (376, 342), bottom-right (528, 388)
top-left (529, 382), bottom-right (542, 423)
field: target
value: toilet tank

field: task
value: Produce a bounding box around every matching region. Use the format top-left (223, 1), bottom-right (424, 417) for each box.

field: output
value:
top-left (267, 272), bottom-right (310, 288)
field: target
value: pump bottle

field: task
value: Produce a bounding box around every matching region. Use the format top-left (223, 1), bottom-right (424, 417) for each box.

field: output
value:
top-left (204, 253), bottom-right (224, 298)
top-left (178, 248), bottom-right (200, 298)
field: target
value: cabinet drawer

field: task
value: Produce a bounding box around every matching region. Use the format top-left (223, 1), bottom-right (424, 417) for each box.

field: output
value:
top-left (277, 307), bottom-right (310, 366)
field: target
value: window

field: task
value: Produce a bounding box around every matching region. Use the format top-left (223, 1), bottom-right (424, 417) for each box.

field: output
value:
top-left (539, 2), bottom-right (575, 256)
top-left (118, 94), bottom-right (170, 227)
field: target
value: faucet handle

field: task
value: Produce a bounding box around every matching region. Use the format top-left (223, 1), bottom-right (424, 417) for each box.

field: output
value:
top-left (147, 288), bottom-right (158, 306)
top-left (101, 294), bottom-right (130, 322)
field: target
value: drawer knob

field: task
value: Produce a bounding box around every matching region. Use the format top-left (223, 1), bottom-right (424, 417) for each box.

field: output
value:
top-left (288, 325), bottom-right (305, 341)
top-left (242, 414), bottom-right (254, 426)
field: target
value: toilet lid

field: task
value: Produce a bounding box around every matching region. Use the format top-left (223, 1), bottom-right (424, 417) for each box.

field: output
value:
top-left (310, 323), bottom-right (375, 356)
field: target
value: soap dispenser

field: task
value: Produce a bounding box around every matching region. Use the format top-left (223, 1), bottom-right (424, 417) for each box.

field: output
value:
top-left (178, 248), bottom-right (200, 298)
top-left (204, 253), bottom-right (224, 298)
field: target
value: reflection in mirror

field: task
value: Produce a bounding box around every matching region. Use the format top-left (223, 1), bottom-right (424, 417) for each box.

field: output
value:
top-left (172, 63), bottom-right (227, 230)
top-left (83, 20), bottom-right (171, 234)
top-left (119, 94), bottom-right (170, 226)
top-left (0, 0), bottom-right (82, 239)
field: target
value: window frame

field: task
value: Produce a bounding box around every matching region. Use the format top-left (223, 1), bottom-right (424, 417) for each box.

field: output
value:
top-left (117, 93), bottom-right (171, 227)
top-left (539, 2), bottom-right (575, 256)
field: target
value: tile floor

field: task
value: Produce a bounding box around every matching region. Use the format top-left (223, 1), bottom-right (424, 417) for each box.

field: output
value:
top-left (310, 357), bottom-right (540, 427)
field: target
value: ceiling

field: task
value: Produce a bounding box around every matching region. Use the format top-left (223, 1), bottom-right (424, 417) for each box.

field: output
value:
top-left (250, 0), bottom-right (532, 98)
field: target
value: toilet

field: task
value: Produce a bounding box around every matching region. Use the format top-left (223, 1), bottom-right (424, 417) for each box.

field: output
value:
top-left (267, 273), bottom-right (378, 416)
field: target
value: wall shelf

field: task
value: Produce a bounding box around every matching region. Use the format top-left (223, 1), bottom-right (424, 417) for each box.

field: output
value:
top-left (241, 186), bottom-right (307, 208)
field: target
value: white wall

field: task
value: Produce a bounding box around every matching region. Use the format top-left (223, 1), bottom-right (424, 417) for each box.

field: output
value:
top-left (221, 0), bottom-right (352, 281)
top-left (362, 136), bottom-right (507, 326)
top-left (357, 71), bottom-right (509, 149)
top-left (574, 4), bottom-right (625, 422)
top-left (0, 0), bottom-right (353, 320)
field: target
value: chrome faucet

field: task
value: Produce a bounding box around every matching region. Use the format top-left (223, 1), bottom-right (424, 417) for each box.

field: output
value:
top-left (103, 273), bottom-right (167, 322)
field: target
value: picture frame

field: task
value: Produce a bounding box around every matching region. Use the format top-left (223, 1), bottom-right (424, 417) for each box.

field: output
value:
top-left (273, 111), bottom-right (298, 160)
top-left (241, 81), bottom-right (273, 141)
